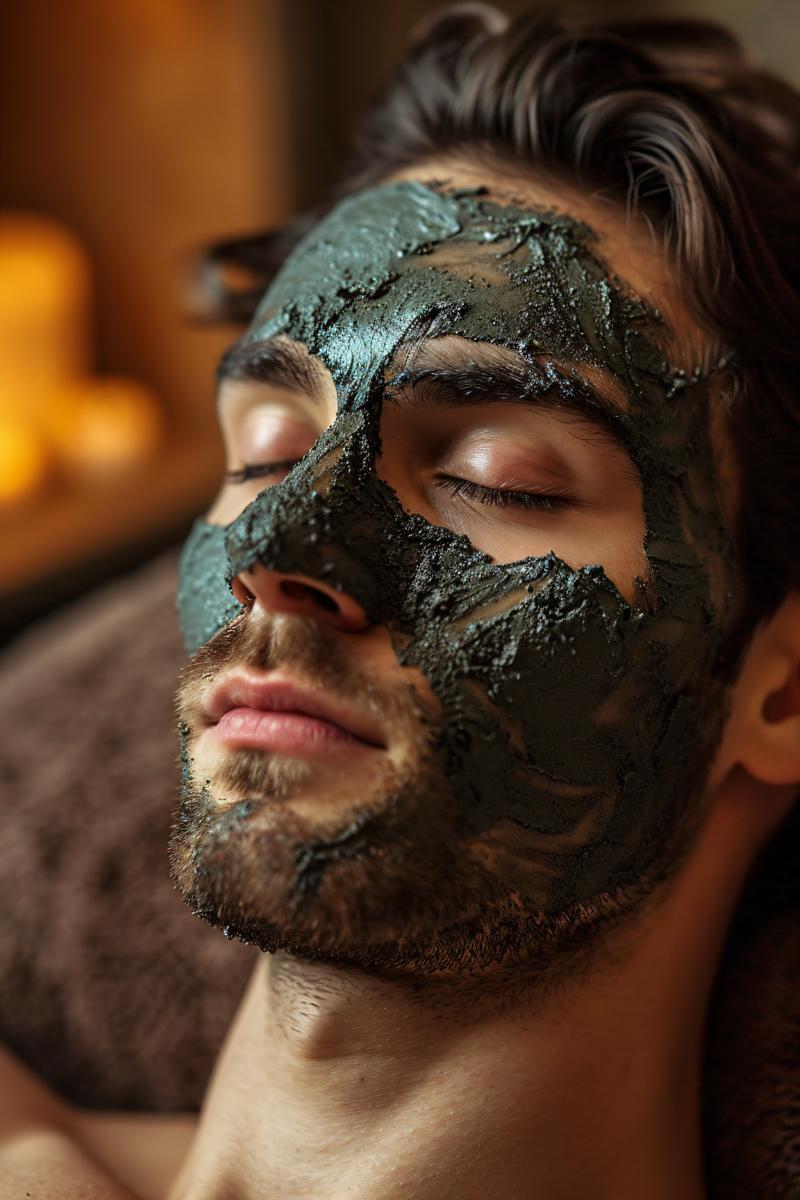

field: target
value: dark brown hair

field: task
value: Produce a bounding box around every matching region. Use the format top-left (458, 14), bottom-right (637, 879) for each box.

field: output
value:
top-left (206, 4), bottom-right (800, 624)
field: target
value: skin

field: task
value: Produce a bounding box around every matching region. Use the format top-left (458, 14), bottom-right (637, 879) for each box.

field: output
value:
top-left (173, 169), bottom-right (740, 970)
top-left (166, 160), bottom-right (799, 1200)
top-left (2, 160), bottom-right (797, 1200)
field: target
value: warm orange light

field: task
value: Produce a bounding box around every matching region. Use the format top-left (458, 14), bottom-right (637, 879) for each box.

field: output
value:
top-left (0, 215), bottom-right (91, 426)
top-left (46, 378), bottom-right (163, 477)
top-left (0, 420), bottom-right (48, 505)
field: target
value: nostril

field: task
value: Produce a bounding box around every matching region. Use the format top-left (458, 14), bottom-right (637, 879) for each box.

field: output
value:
top-left (280, 579), bottom-right (339, 613)
top-left (231, 576), bottom-right (255, 607)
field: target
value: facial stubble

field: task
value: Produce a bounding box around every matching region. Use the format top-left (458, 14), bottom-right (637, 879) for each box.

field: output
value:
top-left (170, 610), bottom-right (703, 991)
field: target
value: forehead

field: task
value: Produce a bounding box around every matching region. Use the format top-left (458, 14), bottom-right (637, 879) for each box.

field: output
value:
top-left (390, 160), bottom-right (715, 371)
top-left (245, 180), bottom-right (697, 412)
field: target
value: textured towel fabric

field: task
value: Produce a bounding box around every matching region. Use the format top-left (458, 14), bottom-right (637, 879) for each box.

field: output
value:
top-left (0, 553), bottom-right (796, 1198)
top-left (0, 553), bottom-right (255, 1112)
top-left (704, 908), bottom-right (800, 1199)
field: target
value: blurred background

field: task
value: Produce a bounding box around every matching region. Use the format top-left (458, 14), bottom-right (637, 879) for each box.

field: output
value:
top-left (2, 0), bottom-right (798, 643)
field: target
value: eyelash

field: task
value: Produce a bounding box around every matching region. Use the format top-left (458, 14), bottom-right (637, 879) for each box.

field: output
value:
top-left (224, 462), bottom-right (571, 513)
top-left (224, 459), bottom-right (300, 484)
top-left (436, 475), bottom-right (572, 511)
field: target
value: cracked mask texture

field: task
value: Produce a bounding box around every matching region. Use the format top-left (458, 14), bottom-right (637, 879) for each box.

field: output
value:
top-left (178, 181), bottom-right (738, 912)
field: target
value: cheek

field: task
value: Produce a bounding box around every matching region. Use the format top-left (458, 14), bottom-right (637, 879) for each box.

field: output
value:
top-left (177, 520), bottom-right (242, 655)
top-left (559, 509), bottom-right (647, 603)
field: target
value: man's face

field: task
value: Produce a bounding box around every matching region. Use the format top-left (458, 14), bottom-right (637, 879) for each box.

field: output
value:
top-left (171, 172), bottom-right (739, 980)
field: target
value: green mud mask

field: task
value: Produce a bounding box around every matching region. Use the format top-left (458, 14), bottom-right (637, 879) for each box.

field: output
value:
top-left (178, 182), bottom-right (738, 911)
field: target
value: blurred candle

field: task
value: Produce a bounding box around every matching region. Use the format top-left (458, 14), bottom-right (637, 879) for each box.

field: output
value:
top-left (0, 419), bottom-right (48, 506)
top-left (0, 214), bottom-right (91, 427)
top-left (47, 377), bottom-right (162, 477)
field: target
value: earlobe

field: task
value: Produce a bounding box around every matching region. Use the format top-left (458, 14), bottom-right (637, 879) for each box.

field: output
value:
top-left (710, 594), bottom-right (800, 790)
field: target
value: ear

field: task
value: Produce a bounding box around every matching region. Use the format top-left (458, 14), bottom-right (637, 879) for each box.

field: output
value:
top-left (709, 592), bottom-right (800, 790)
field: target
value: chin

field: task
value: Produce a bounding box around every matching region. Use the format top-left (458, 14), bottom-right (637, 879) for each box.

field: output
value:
top-left (168, 765), bottom-right (672, 990)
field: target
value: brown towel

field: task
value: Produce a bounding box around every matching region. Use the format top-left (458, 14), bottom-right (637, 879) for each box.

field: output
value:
top-left (0, 553), bottom-right (255, 1111)
top-left (703, 891), bottom-right (800, 1198)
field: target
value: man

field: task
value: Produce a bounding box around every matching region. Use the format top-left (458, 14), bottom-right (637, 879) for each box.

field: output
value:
top-left (2, 8), bottom-right (799, 1198)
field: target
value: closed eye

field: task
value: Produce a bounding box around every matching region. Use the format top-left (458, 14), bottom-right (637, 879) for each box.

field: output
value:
top-left (224, 458), bottom-right (301, 484)
top-left (435, 475), bottom-right (576, 511)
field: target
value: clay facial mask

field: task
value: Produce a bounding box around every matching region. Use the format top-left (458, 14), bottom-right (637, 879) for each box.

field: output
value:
top-left (174, 182), bottom-right (739, 970)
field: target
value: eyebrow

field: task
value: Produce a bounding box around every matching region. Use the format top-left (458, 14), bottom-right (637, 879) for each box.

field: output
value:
top-left (216, 334), bottom-right (631, 455)
top-left (216, 337), bottom-right (327, 402)
top-left (385, 341), bottom-right (630, 449)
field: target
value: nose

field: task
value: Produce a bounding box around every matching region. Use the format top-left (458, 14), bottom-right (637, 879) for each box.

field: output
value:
top-left (233, 564), bottom-right (370, 633)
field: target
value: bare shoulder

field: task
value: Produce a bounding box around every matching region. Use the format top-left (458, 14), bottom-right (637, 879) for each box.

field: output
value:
top-left (0, 1045), bottom-right (196, 1199)
top-left (72, 1110), bottom-right (198, 1200)
top-left (0, 1127), bottom-right (143, 1199)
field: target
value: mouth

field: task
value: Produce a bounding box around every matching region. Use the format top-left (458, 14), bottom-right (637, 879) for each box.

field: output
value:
top-left (201, 670), bottom-right (387, 756)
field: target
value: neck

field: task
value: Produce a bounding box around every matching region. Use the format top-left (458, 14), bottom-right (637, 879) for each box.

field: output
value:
top-left (170, 802), bottom-right (753, 1200)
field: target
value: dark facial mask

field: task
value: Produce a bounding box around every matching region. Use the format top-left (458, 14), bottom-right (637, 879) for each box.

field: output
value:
top-left (178, 181), bottom-right (739, 914)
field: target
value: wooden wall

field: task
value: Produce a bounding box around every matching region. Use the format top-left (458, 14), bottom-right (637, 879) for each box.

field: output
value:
top-left (0, 0), bottom-right (292, 436)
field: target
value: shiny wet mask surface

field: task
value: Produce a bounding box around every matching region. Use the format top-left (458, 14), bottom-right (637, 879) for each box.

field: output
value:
top-left (176, 182), bottom-right (739, 949)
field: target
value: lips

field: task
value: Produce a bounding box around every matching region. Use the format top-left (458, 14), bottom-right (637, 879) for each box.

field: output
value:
top-left (204, 671), bottom-right (386, 750)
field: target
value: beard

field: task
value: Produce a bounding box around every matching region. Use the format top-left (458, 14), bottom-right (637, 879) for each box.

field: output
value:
top-left (170, 611), bottom-right (697, 991)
